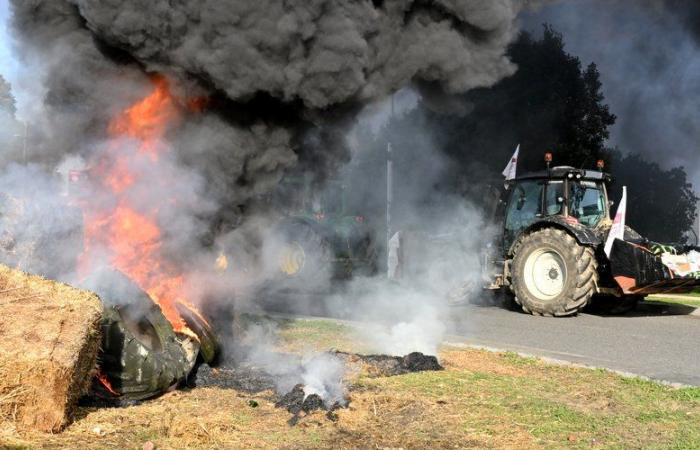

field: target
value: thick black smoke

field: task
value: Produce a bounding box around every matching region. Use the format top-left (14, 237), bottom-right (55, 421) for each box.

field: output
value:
top-left (521, 0), bottom-right (700, 182)
top-left (9, 0), bottom-right (537, 217)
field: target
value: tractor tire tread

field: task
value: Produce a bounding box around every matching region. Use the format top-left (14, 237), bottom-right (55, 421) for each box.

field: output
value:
top-left (511, 228), bottom-right (597, 317)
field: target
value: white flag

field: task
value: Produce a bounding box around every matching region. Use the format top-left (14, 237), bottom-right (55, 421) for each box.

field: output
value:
top-left (502, 144), bottom-right (520, 181)
top-left (604, 186), bottom-right (627, 258)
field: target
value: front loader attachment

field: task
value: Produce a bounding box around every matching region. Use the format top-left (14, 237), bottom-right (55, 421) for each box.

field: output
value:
top-left (608, 239), bottom-right (700, 295)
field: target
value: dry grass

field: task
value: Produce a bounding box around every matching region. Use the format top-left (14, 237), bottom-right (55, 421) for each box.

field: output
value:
top-left (0, 265), bottom-right (102, 433)
top-left (2, 317), bottom-right (700, 449)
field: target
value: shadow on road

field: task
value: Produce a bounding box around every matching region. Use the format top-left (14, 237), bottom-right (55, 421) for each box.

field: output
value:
top-left (609, 301), bottom-right (698, 318)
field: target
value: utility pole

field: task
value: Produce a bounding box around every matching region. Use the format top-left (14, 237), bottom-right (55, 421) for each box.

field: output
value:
top-left (23, 121), bottom-right (27, 164)
top-left (386, 141), bottom-right (393, 260)
top-left (386, 95), bottom-right (395, 276)
top-left (12, 121), bottom-right (28, 164)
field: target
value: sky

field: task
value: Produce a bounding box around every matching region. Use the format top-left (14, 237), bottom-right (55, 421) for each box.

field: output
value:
top-left (0, 0), bottom-right (18, 93)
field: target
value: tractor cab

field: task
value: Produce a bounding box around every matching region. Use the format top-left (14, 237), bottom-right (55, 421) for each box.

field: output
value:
top-left (485, 152), bottom-right (700, 317)
top-left (503, 162), bottom-right (612, 253)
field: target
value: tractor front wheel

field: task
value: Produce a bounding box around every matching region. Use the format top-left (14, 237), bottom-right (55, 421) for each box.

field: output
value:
top-left (511, 228), bottom-right (597, 317)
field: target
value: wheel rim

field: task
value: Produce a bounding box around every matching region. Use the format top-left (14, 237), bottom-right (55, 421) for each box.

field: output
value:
top-left (523, 248), bottom-right (567, 300)
top-left (279, 242), bottom-right (306, 276)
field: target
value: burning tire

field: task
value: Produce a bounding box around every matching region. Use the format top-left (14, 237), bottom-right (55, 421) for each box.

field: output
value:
top-left (93, 301), bottom-right (199, 403)
top-left (86, 271), bottom-right (203, 403)
top-left (511, 228), bottom-right (597, 316)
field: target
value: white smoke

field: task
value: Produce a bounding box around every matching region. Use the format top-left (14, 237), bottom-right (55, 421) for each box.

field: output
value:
top-left (1, 0), bottom-right (531, 405)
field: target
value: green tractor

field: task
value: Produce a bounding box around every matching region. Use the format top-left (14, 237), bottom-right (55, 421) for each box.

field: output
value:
top-left (483, 155), bottom-right (700, 316)
top-left (266, 175), bottom-right (377, 294)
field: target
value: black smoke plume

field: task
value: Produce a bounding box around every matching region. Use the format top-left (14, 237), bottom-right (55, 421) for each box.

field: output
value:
top-left (9, 0), bottom-right (535, 224)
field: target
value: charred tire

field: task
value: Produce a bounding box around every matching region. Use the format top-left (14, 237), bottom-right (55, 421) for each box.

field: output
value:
top-left (92, 301), bottom-right (199, 403)
top-left (511, 228), bottom-right (597, 317)
top-left (176, 301), bottom-right (220, 366)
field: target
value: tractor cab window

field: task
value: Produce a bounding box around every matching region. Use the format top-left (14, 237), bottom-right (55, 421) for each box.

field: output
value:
top-left (504, 181), bottom-right (542, 237)
top-left (320, 184), bottom-right (344, 215)
top-left (569, 181), bottom-right (606, 227)
top-left (544, 181), bottom-right (565, 216)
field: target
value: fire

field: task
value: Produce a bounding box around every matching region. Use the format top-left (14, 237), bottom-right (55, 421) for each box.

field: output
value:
top-left (215, 251), bottom-right (229, 271)
top-left (79, 76), bottom-right (201, 335)
top-left (95, 368), bottom-right (119, 396)
top-left (107, 75), bottom-right (178, 158)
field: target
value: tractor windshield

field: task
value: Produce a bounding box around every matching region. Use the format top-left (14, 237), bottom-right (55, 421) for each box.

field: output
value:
top-left (569, 181), bottom-right (606, 227)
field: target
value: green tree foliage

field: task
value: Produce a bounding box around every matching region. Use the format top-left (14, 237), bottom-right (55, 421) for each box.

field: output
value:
top-left (353, 25), bottom-right (696, 242)
top-left (0, 75), bottom-right (16, 117)
top-left (429, 25), bottom-right (616, 174)
top-left (608, 151), bottom-right (698, 244)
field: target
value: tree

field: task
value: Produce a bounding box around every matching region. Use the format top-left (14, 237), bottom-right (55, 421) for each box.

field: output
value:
top-left (428, 25), bottom-right (616, 175)
top-left (0, 75), bottom-right (16, 117)
top-left (347, 25), bottom-right (696, 242)
top-left (609, 150), bottom-right (698, 244)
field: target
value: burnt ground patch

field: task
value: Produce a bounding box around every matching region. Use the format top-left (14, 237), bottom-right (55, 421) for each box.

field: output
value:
top-left (274, 384), bottom-right (345, 426)
top-left (333, 351), bottom-right (443, 377)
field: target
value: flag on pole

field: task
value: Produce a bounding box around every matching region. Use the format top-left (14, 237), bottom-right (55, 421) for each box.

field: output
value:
top-left (502, 144), bottom-right (520, 181)
top-left (604, 186), bottom-right (627, 257)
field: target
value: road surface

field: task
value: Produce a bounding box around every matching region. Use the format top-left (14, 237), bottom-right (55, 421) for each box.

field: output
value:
top-left (445, 301), bottom-right (700, 386)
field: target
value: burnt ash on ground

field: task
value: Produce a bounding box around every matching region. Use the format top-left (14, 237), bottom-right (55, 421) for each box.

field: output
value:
top-left (190, 363), bottom-right (277, 393)
top-left (274, 384), bottom-right (345, 426)
top-left (333, 351), bottom-right (443, 377)
top-left (190, 350), bottom-right (441, 425)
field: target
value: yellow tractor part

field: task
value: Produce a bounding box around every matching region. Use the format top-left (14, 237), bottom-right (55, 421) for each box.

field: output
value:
top-left (279, 242), bottom-right (306, 276)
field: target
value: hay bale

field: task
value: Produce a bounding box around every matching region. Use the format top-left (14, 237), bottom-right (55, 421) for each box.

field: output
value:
top-left (0, 264), bottom-right (102, 432)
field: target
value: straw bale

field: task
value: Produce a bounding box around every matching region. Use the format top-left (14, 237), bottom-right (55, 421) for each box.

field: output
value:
top-left (0, 264), bottom-right (102, 432)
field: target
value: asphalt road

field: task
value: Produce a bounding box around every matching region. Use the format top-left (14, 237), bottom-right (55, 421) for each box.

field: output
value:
top-left (445, 301), bottom-right (700, 386)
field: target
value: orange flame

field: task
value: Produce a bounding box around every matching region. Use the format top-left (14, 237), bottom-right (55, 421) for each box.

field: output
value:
top-left (95, 368), bottom-right (120, 396)
top-left (79, 76), bottom-right (202, 335)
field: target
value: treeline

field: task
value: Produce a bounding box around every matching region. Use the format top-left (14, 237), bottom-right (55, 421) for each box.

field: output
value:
top-left (350, 26), bottom-right (697, 243)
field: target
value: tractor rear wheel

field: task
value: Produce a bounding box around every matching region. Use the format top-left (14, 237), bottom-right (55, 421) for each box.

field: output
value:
top-left (275, 221), bottom-right (332, 285)
top-left (511, 228), bottom-right (597, 317)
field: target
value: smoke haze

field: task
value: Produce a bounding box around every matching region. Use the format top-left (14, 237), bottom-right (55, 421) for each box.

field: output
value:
top-left (1, 0), bottom-right (537, 401)
top-left (521, 0), bottom-right (700, 183)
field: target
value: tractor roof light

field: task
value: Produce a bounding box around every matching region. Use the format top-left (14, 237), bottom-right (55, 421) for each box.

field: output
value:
top-left (597, 159), bottom-right (605, 170)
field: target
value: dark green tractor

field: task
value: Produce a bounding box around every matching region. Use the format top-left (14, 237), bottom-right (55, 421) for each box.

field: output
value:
top-left (268, 176), bottom-right (377, 294)
top-left (484, 158), bottom-right (700, 316)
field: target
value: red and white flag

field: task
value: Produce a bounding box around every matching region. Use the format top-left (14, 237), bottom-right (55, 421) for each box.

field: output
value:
top-left (604, 186), bottom-right (627, 257)
top-left (502, 144), bottom-right (520, 181)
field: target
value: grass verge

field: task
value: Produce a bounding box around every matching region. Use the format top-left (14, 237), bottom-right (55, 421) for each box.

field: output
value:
top-left (2, 318), bottom-right (699, 449)
top-left (647, 295), bottom-right (700, 308)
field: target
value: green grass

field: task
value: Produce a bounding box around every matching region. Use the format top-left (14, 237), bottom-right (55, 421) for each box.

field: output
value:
top-left (369, 350), bottom-right (700, 449)
top-left (648, 295), bottom-right (700, 308)
top-left (279, 318), bottom-right (700, 449)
